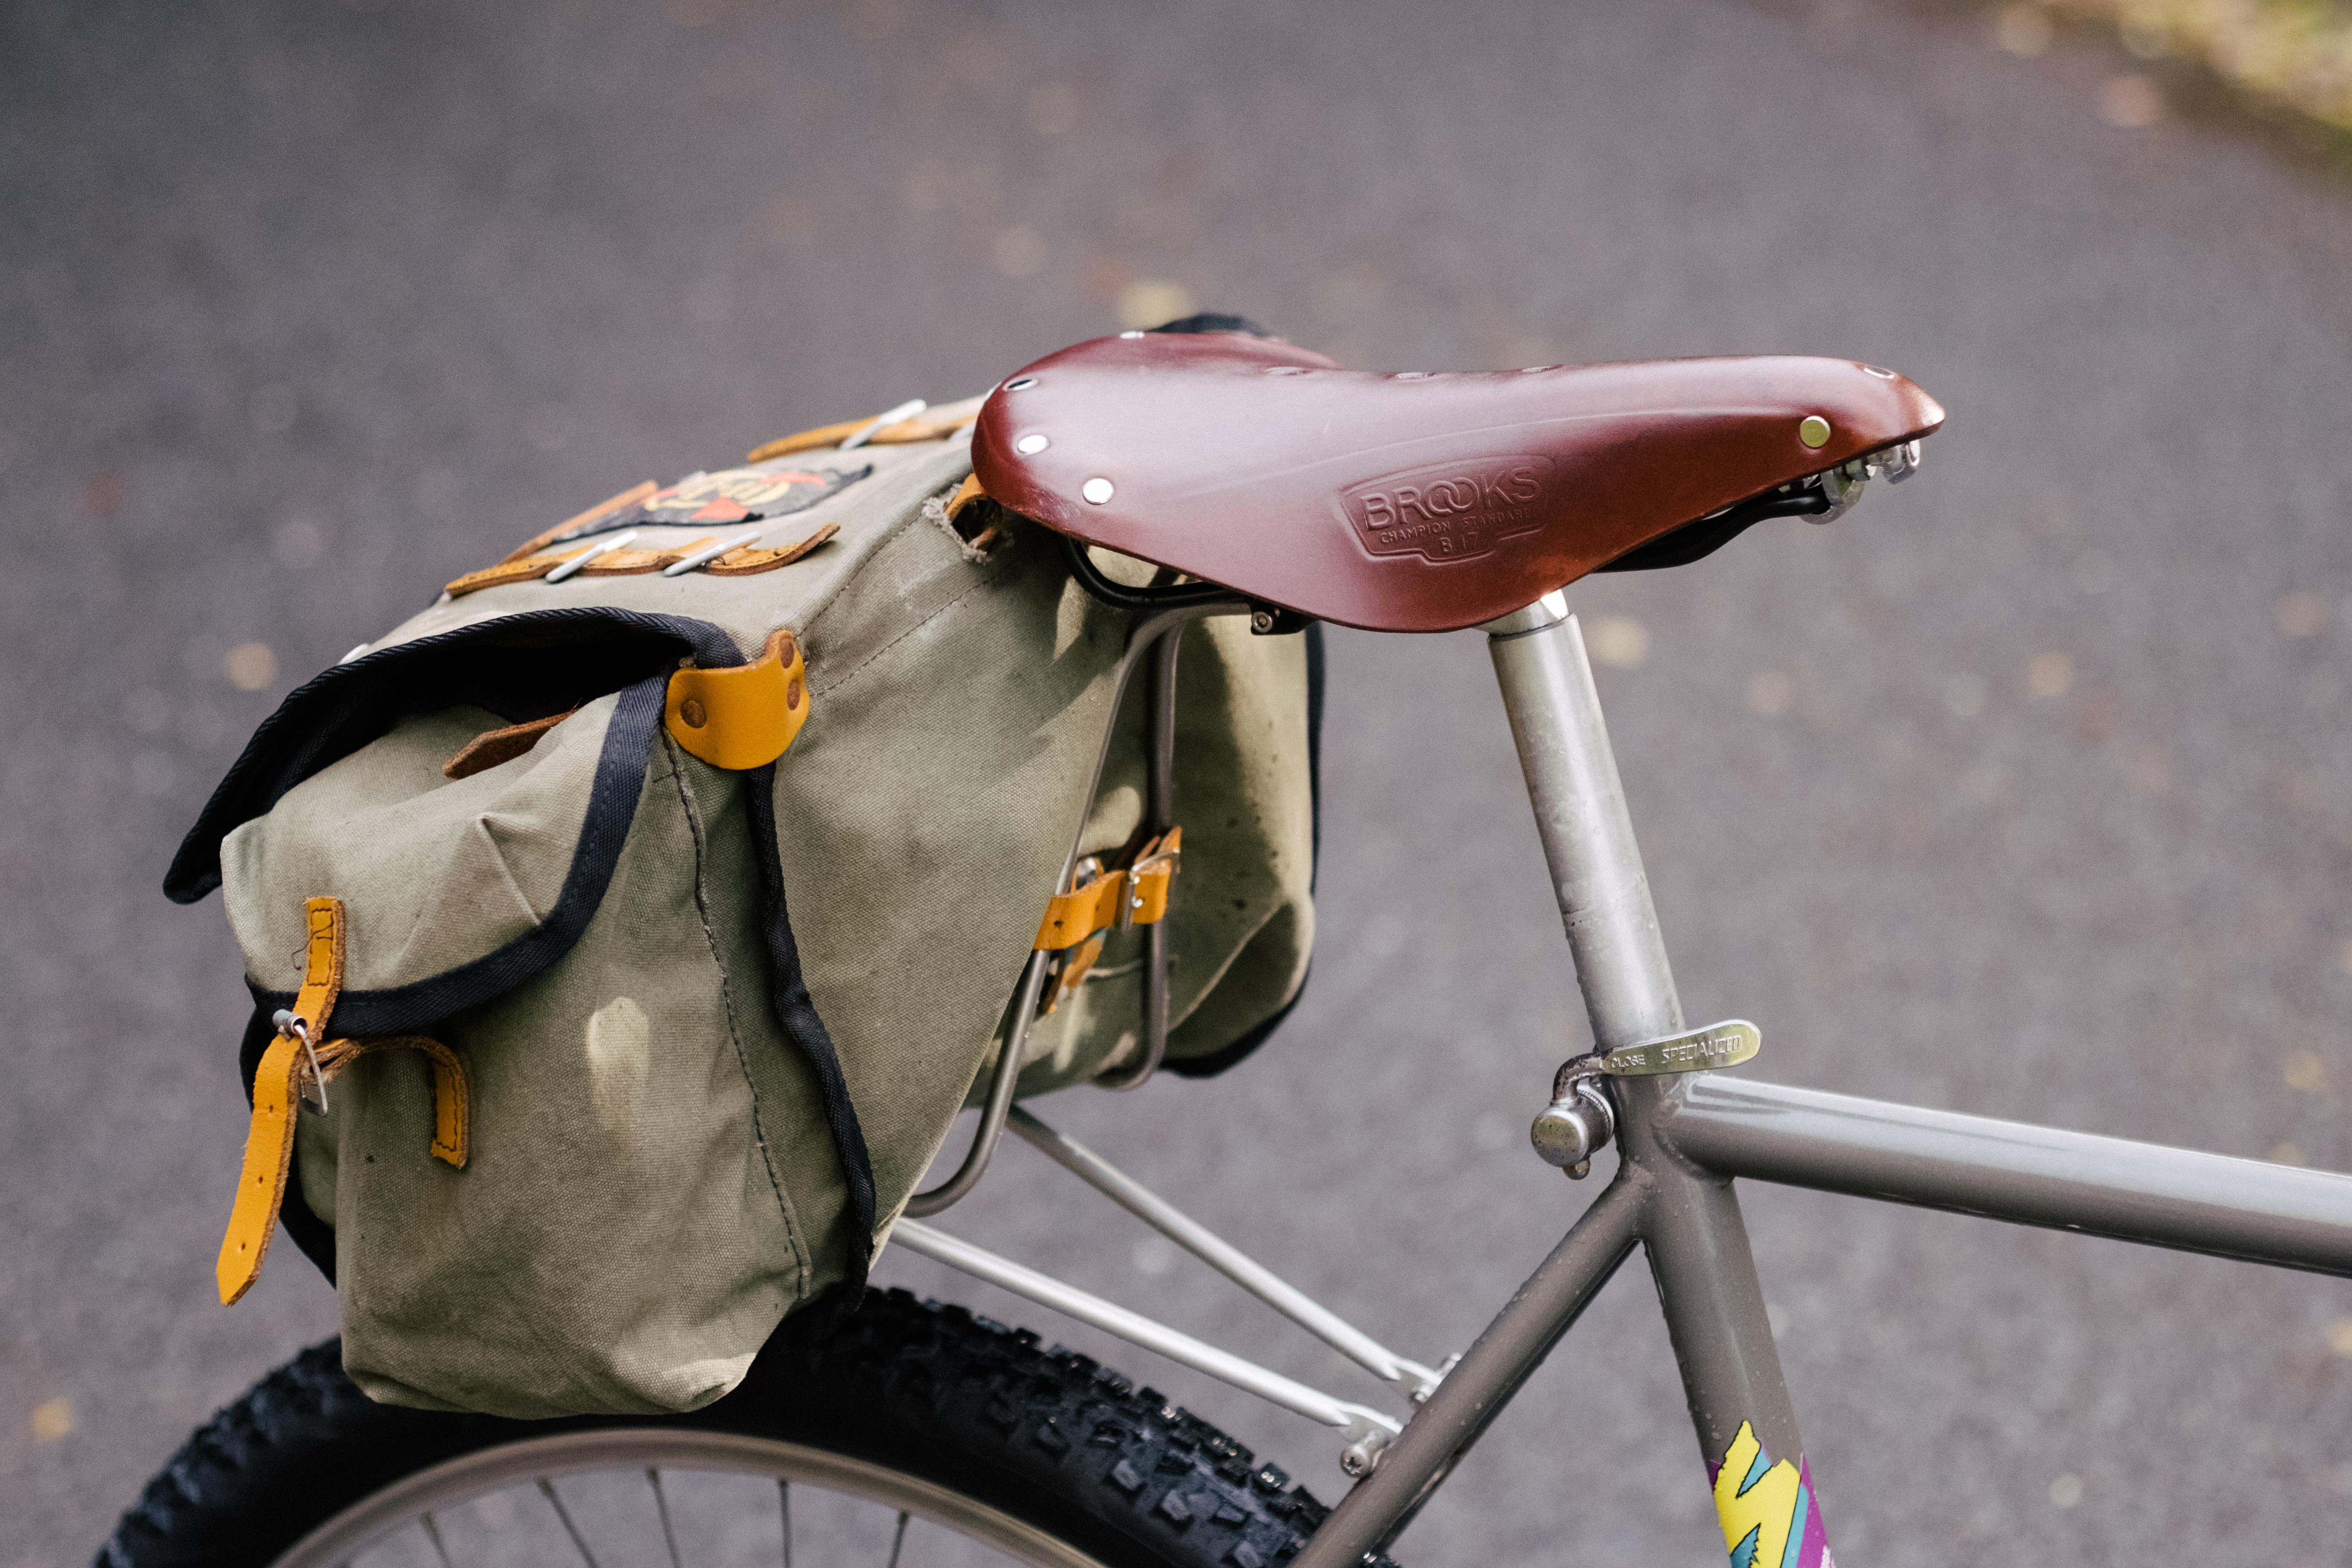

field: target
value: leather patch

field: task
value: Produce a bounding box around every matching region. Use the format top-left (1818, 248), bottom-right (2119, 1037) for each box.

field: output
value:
top-left (498, 479), bottom-right (658, 565)
top-left (443, 537), bottom-right (720, 598)
top-left (1342, 455), bottom-right (1556, 563)
top-left (944, 473), bottom-right (987, 522)
top-left (443, 710), bottom-right (576, 780)
top-left (663, 627), bottom-right (810, 769)
top-left (313, 1036), bottom-right (471, 1167)
top-left (703, 521), bottom-right (838, 576)
top-left (746, 393), bottom-right (987, 462)
top-left (444, 544), bottom-right (595, 597)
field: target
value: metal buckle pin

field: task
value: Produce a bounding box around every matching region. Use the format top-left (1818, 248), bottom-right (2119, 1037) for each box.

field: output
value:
top-left (271, 1008), bottom-right (328, 1113)
top-left (544, 529), bottom-right (641, 584)
top-left (660, 529), bottom-right (763, 577)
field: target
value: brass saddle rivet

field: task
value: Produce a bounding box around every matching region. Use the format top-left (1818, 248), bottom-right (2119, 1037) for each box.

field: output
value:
top-left (786, 676), bottom-right (804, 712)
top-left (1798, 415), bottom-right (1833, 449)
top-left (680, 697), bottom-right (708, 728)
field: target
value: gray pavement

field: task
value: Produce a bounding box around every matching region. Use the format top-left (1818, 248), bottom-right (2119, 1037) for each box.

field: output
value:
top-left (7, 0), bottom-right (2352, 1562)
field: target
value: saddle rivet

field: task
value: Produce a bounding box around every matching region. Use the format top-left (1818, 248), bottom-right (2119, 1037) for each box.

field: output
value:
top-left (1082, 478), bottom-right (1115, 504)
top-left (679, 698), bottom-right (708, 728)
top-left (1798, 415), bottom-right (1833, 449)
top-left (1017, 433), bottom-right (1051, 455)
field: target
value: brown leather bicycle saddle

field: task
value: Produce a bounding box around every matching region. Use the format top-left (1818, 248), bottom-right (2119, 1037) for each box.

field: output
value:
top-left (971, 332), bottom-right (1944, 632)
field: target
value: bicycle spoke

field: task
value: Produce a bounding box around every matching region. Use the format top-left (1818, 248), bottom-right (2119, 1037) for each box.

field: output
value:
top-left (536, 1477), bottom-right (601, 1568)
top-left (778, 1478), bottom-right (791, 1568)
top-left (419, 1511), bottom-right (455, 1568)
top-left (885, 1510), bottom-right (910, 1568)
top-left (647, 1469), bottom-right (682, 1568)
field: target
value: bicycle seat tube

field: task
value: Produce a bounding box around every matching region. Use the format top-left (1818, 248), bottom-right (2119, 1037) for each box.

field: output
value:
top-left (1307, 596), bottom-right (1815, 1567)
top-left (1488, 593), bottom-right (1803, 1450)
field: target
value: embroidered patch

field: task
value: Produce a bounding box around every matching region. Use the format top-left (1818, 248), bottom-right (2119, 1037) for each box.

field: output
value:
top-left (1711, 1423), bottom-right (1833, 1568)
top-left (537, 460), bottom-right (872, 549)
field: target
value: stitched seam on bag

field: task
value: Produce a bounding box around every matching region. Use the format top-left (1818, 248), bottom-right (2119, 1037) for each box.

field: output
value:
top-left (806, 562), bottom-right (1015, 701)
top-left (662, 734), bottom-right (810, 1299)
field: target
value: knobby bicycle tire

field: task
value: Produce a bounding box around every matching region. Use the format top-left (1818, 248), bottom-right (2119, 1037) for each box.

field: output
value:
top-left (97, 1286), bottom-right (1393, 1568)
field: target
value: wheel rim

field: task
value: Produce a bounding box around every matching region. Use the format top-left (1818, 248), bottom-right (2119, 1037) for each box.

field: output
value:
top-left (271, 1426), bottom-right (1110, 1568)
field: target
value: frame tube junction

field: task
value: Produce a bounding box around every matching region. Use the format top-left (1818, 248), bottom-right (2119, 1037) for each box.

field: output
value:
top-left (1484, 604), bottom-right (1806, 1469)
top-left (1292, 1180), bottom-right (1644, 1568)
top-left (1661, 1073), bottom-right (2352, 1275)
top-left (890, 1219), bottom-right (1400, 1446)
top-left (1007, 1108), bottom-right (1445, 1401)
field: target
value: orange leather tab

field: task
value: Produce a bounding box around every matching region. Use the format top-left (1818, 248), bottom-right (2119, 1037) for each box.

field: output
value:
top-left (747, 417), bottom-right (868, 462)
top-left (445, 537), bottom-right (721, 599)
top-left (1034, 873), bottom-right (1127, 951)
top-left (703, 521), bottom-right (839, 576)
top-left (444, 544), bottom-right (594, 598)
top-left (292, 896), bottom-right (345, 1040)
top-left (216, 897), bottom-right (344, 1306)
top-left (1041, 932), bottom-right (1107, 1016)
top-left (1123, 826), bottom-right (1182, 927)
top-left (1032, 829), bottom-right (1182, 950)
top-left (497, 479), bottom-right (659, 565)
top-left (215, 1034), bottom-right (306, 1305)
top-left (313, 1036), bottom-right (470, 1167)
top-left (664, 628), bottom-right (809, 770)
top-left (944, 473), bottom-right (987, 522)
top-left (443, 710), bottom-right (576, 781)
top-left (745, 394), bottom-right (987, 462)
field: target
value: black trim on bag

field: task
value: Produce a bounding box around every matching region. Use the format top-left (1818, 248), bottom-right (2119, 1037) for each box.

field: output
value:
top-left (167, 607), bottom-right (744, 904)
top-left (745, 761), bottom-right (878, 1294)
top-left (242, 672), bottom-right (670, 1034)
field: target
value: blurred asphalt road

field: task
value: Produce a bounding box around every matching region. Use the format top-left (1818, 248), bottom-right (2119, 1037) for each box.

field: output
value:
top-left (7, 0), bottom-right (2352, 1563)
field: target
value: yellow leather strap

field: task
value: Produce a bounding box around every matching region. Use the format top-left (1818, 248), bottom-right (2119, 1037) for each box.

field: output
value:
top-left (944, 473), bottom-right (988, 522)
top-left (444, 537), bottom-right (720, 599)
top-left (1041, 933), bottom-right (1108, 1016)
top-left (665, 628), bottom-right (810, 770)
top-left (312, 1036), bottom-right (470, 1167)
top-left (745, 393), bottom-right (988, 462)
top-left (1032, 828), bottom-right (1183, 951)
top-left (702, 521), bottom-right (838, 577)
top-left (216, 897), bottom-right (344, 1306)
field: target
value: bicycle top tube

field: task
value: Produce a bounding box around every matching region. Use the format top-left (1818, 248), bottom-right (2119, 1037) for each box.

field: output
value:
top-left (970, 329), bottom-right (1943, 634)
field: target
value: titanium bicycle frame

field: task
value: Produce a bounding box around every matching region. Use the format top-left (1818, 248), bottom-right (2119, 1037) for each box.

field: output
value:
top-left (894, 594), bottom-right (2352, 1567)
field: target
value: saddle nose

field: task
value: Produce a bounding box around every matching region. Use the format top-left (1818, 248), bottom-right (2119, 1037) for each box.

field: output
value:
top-left (973, 332), bottom-right (1945, 632)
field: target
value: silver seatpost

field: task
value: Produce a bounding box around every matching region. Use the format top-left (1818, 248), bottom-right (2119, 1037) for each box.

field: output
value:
top-left (1484, 594), bottom-right (1682, 1049)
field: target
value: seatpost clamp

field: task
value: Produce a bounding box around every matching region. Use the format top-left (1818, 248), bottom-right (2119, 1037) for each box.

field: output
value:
top-left (1531, 1053), bottom-right (1616, 1179)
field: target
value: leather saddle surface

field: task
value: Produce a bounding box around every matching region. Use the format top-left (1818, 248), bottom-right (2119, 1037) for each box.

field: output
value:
top-left (971, 332), bottom-right (1944, 632)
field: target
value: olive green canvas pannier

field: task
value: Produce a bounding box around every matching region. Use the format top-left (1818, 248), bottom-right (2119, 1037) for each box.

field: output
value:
top-left (169, 395), bottom-right (1318, 1419)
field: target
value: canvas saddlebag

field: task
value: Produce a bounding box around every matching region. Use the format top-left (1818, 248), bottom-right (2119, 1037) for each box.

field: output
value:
top-left (169, 408), bottom-right (1318, 1419)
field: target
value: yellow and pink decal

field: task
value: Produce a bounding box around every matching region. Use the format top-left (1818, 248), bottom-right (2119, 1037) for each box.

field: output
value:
top-left (1711, 1422), bottom-right (1833, 1568)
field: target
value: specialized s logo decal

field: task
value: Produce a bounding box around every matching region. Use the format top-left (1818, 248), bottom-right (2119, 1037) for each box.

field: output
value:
top-left (1342, 454), bottom-right (1554, 563)
top-left (1711, 1423), bottom-right (1833, 1568)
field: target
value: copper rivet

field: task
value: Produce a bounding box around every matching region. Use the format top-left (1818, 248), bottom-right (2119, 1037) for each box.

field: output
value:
top-left (776, 633), bottom-right (797, 665)
top-left (679, 697), bottom-right (707, 728)
top-left (1798, 415), bottom-right (1833, 449)
top-left (786, 676), bottom-right (804, 711)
